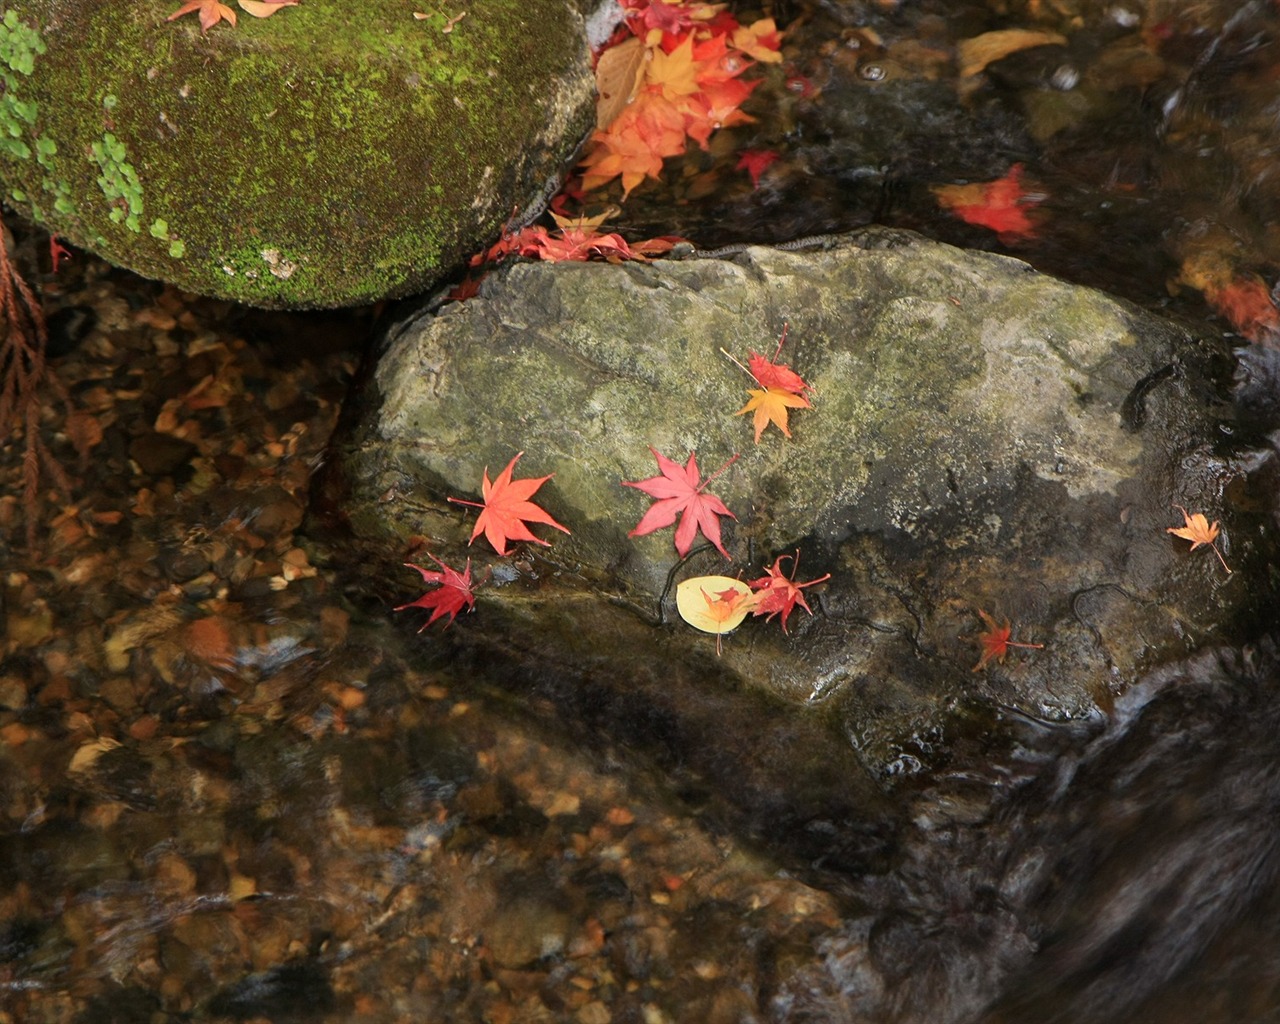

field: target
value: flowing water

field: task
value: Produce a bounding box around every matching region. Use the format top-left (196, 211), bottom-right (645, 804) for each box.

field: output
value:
top-left (3, 1), bottom-right (1280, 1022)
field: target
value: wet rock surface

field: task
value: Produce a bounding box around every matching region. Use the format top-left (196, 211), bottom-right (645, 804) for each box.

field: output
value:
top-left (332, 228), bottom-right (1276, 777)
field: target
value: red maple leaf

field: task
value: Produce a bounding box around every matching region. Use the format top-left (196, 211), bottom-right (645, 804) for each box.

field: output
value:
top-left (622, 447), bottom-right (739, 559)
top-left (725, 324), bottom-right (813, 396)
top-left (447, 452), bottom-right (571, 557)
top-left (748, 552), bottom-right (830, 633)
top-left (620, 0), bottom-right (705, 39)
top-left (972, 609), bottom-right (1044, 672)
top-left (933, 163), bottom-right (1043, 242)
top-left (395, 554), bottom-right (477, 630)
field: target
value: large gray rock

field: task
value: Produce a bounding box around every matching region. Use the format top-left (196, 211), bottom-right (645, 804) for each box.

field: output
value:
top-left (0, 2), bottom-right (597, 308)
top-left (327, 229), bottom-right (1273, 777)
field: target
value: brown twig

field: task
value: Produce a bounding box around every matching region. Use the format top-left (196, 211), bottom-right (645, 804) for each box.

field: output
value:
top-left (0, 224), bottom-right (74, 548)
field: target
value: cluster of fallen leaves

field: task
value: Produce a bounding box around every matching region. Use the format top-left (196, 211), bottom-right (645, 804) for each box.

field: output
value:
top-left (579, 0), bottom-right (783, 199)
top-left (397, 316), bottom-right (1236, 668)
top-left (397, 326), bottom-right (827, 643)
top-left (166, 0), bottom-right (296, 33)
top-left (458, 208), bottom-right (681, 297)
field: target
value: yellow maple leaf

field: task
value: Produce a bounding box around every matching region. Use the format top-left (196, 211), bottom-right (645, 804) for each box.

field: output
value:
top-left (648, 34), bottom-right (702, 100)
top-left (730, 18), bottom-right (784, 63)
top-left (1166, 504), bottom-right (1231, 574)
top-left (735, 386), bottom-right (811, 442)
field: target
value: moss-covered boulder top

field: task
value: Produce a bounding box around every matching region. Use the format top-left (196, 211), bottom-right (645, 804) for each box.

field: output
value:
top-left (329, 229), bottom-right (1277, 775)
top-left (0, 2), bottom-right (596, 308)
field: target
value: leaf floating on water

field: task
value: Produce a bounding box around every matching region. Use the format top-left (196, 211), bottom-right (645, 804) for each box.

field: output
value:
top-left (957, 28), bottom-right (1068, 78)
top-left (932, 164), bottom-right (1044, 242)
top-left (972, 609), bottom-right (1044, 672)
top-left (395, 554), bottom-right (478, 630)
top-left (596, 36), bottom-right (649, 129)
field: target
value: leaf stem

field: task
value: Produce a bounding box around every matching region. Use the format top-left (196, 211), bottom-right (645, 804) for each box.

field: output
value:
top-left (698, 452), bottom-right (740, 492)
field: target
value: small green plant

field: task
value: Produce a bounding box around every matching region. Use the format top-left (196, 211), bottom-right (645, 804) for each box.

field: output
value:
top-left (90, 132), bottom-right (144, 233)
top-left (0, 9), bottom-right (46, 162)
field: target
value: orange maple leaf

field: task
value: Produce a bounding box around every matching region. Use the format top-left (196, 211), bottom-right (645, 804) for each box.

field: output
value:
top-left (972, 609), bottom-right (1044, 672)
top-left (731, 18), bottom-right (784, 62)
top-left (748, 553), bottom-right (830, 633)
top-left (447, 452), bottom-right (571, 557)
top-left (1167, 504), bottom-right (1231, 574)
top-left (395, 554), bottom-right (478, 630)
top-left (736, 386), bottom-right (811, 441)
top-left (579, 99), bottom-right (687, 197)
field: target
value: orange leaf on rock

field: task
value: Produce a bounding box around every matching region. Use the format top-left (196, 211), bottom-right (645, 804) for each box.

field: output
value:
top-left (971, 609), bottom-right (1044, 672)
top-left (1166, 504), bottom-right (1231, 574)
top-left (736, 386), bottom-right (810, 442)
top-left (167, 0), bottom-right (237, 32)
top-left (395, 554), bottom-right (478, 630)
top-left (623, 448), bottom-right (739, 559)
top-left (448, 452), bottom-right (571, 557)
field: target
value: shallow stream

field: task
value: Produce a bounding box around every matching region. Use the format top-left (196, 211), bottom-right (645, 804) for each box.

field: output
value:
top-left (3, 1), bottom-right (1280, 1022)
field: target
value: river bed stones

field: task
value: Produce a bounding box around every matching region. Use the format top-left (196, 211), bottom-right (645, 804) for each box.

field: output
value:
top-left (329, 228), bottom-right (1275, 777)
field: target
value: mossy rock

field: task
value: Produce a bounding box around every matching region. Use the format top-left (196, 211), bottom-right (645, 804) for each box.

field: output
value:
top-left (0, 2), bottom-right (596, 308)
top-left (324, 229), bottom-right (1280, 777)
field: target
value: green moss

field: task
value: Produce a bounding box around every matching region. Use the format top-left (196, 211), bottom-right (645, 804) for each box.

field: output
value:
top-left (0, 9), bottom-right (44, 159)
top-left (0, 0), bottom-right (593, 307)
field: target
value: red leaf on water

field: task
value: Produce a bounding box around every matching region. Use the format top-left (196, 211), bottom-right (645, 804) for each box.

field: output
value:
top-left (972, 609), bottom-right (1044, 672)
top-left (1204, 276), bottom-right (1280, 342)
top-left (736, 149), bottom-right (780, 188)
top-left (933, 163), bottom-right (1043, 242)
top-left (622, 447), bottom-right (739, 559)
